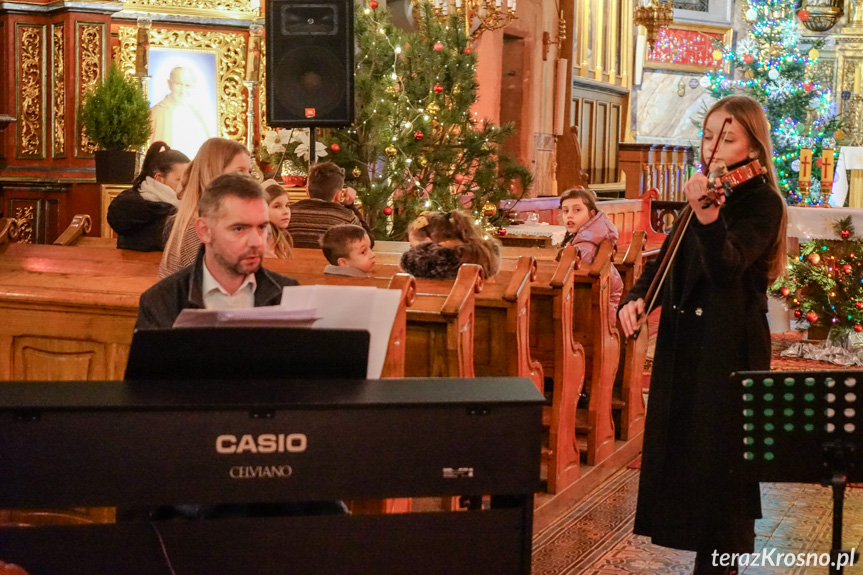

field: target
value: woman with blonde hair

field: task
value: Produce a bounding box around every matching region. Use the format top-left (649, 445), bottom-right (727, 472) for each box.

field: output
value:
top-left (158, 137), bottom-right (251, 277)
top-left (618, 95), bottom-right (787, 575)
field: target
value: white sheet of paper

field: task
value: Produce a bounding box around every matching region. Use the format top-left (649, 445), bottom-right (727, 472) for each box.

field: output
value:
top-left (280, 285), bottom-right (401, 379)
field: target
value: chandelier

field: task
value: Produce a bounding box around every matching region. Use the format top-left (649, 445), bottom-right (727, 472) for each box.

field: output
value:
top-left (428, 0), bottom-right (517, 39)
top-left (799, 0), bottom-right (843, 32)
top-left (634, 0), bottom-right (674, 48)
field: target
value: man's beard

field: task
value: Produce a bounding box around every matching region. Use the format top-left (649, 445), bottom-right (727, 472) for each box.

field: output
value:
top-left (213, 247), bottom-right (262, 277)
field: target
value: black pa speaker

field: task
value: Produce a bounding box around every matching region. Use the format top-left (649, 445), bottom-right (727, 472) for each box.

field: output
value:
top-left (266, 0), bottom-right (354, 127)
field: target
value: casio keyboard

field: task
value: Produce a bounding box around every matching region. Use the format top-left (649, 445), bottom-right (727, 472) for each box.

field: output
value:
top-left (0, 377), bottom-right (543, 574)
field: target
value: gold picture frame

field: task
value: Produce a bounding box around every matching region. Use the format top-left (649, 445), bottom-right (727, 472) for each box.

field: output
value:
top-left (643, 22), bottom-right (733, 74)
top-left (113, 26), bottom-right (247, 146)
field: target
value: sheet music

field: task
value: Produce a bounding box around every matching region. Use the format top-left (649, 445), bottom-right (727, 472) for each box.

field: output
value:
top-left (280, 285), bottom-right (401, 379)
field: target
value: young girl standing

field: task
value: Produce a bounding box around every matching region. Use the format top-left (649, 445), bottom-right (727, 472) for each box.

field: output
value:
top-left (618, 96), bottom-right (787, 575)
top-left (262, 180), bottom-right (293, 258)
top-left (401, 210), bottom-right (501, 279)
top-left (558, 187), bottom-right (624, 323)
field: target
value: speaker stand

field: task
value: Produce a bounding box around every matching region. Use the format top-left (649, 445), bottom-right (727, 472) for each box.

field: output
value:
top-left (309, 127), bottom-right (316, 165)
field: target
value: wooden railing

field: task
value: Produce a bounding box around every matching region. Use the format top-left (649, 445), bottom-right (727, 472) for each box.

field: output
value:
top-left (619, 142), bottom-right (696, 201)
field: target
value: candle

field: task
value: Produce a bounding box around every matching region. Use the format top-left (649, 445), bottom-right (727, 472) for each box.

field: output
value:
top-left (135, 17), bottom-right (151, 77)
top-left (245, 24), bottom-right (263, 83)
top-left (821, 141), bottom-right (836, 202)
top-left (799, 145), bottom-right (813, 196)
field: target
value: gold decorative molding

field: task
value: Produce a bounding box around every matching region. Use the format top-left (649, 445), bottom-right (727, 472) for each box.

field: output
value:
top-left (16, 24), bottom-right (46, 159)
top-left (13, 206), bottom-right (34, 244)
top-left (52, 23), bottom-right (66, 158)
top-left (76, 22), bottom-right (104, 158)
top-left (114, 26), bottom-right (247, 143)
top-left (122, 0), bottom-right (259, 20)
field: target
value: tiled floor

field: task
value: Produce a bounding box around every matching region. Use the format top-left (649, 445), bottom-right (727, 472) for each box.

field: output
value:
top-left (533, 466), bottom-right (863, 574)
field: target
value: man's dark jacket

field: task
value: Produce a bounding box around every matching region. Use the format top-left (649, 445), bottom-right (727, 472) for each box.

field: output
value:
top-left (135, 246), bottom-right (299, 330)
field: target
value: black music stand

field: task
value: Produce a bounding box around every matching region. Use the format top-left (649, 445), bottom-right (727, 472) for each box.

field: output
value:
top-left (732, 370), bottom-right (863, 574)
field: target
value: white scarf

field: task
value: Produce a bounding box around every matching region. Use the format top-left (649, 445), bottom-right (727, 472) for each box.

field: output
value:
top-left (139, 176), bottom-right (181, 207)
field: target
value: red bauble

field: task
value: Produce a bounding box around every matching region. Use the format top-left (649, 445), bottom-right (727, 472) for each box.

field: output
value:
top-left (816, 158), bottom-right (823, 168)
top-left (414, 131), bottom-right (424, 140)
top-left (798, 9), bottom-right (810, 21)
top-left (806, 311), bottom-right (818, 323)
top-left (464, 47), bottom-right (472, 55)
top-left (809, 253), bottom-right (821, 265)
top-left (780, 287), bottom-right (791, 297)
top-left (804, 82), bottom-right (815, 92)
top-left (497, 228), bottom-right (507, 236)
top-left (330, 143), bottom-right (340, 153)
top-left (842, 230), bottom-right (851, 239)
top-left (368, 0), bottom-right (378, 8)
top-left (844, 264), bottom-right (854, 274)
top-left (743, 53), bottom-right (754, 65)
top-left (433, 83), bottom-right (443, 93)
top-left (382, 206), bottom-right (393, 216)
top-left (856, 325), bottom-right (863, 333)
top-left (433, 41), bottom-right (444, 52)
top-left (794, 310), bottom-right (803, 319)
top-left (454, 173), bottom-right (465, 183)
top-left (857, 302), bottom-right (863, 310)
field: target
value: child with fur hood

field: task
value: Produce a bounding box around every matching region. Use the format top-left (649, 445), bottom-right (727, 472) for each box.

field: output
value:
top-left (558, 187), bottom-right (624, 324)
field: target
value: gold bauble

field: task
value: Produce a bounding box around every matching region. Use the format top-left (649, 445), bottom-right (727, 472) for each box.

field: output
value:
top-left (744, 69), bottom-right (755, 80)
top-left (385, 145), bottom-right (398, 157)
top-left (835, 129), bottom-right (847, 141)
top-left (453, 85), bottom-right (461, 95)
top-left (418, 156), bottom-right (428, 167)
top-left (427, 102), bottom-right (441, 115)
top-left (352, 166), bottom-right (362, 178)
top-left (482, 201), bottom-right (497, 217)
top-left (385, 85), bottom-right (397, 94)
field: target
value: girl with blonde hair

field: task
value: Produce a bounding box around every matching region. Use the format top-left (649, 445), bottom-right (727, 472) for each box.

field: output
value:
top-left (401, 210), bottom-right (501, 279)
top-left (618, 95), bottom-right (787, 575)
top-left (262, 179), bottom-right (293, 259)
top-left (159, 137), bottom-right (251, 277)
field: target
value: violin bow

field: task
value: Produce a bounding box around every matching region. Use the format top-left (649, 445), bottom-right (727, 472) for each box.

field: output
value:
top-left (629, 117), bottom-right (732, 339)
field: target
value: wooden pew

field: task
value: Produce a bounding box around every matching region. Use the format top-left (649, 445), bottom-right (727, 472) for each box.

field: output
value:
top-left (53, 214), bottom-right (93, 246)
top-left (1, 218), bottom-right (20, 245)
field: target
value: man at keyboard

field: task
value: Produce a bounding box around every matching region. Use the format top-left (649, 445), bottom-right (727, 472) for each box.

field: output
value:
top-left (136, 174), bottom-right (299, 329)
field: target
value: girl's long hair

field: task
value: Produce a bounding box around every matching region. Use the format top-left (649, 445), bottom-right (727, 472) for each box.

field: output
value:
top-left (264, 183), bottom-right (293, 259)
top-left (162, 137), bottom-right (249, 263)
top-left (703, 96), bottom-right (787, 281)
top-left (409, 210), bottom-right (501, 278)
top-left (132, 141), bottom-right (190, 191)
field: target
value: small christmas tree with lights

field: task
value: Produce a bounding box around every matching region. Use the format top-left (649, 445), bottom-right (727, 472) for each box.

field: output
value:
top-left (770, 217), bottom-right (863, 340)
top-left (704, 0), bottom-right (844, 205)
top-left (324, 0), bottom-right (531, 240)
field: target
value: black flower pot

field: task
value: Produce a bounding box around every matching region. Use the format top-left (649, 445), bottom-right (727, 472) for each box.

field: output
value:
top-left (94, 150), bottom-right (137, 184)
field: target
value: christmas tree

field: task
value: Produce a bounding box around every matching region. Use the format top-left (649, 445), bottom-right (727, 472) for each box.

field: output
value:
top-left (770, 217), bottom-right (863, 339)
top-left (704, 0), bottom-right (843, 205)
top-left (322, 1), bottom-right (532, 240)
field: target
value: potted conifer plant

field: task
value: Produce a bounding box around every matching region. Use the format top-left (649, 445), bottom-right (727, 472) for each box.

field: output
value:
top-left (79, 63), bottom-right (151, 184)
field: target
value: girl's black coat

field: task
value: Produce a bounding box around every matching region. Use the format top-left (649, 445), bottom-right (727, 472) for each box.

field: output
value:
top-left (620, 175), bottom-right (785, 551)
top-left (107, 187), bottom-right (176, 252)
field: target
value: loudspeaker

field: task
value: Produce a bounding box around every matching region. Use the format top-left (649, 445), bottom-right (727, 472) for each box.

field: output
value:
top-left (265, 0), bottom-right (354, 127)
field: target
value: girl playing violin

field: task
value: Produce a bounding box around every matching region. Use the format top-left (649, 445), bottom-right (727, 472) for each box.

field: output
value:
top-left (618, 96), bottom-right (787, 575)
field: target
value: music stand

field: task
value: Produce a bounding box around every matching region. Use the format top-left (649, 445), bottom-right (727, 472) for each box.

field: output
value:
top-left (732, 370), bottom-right (863, 575)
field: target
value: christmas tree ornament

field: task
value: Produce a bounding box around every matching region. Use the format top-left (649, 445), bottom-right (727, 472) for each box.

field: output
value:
top-left (806, 311), bottom-right (818, 323)
top-left (433, 41), bottom-right (444, 52)
top-left (809, 252), bottom-right (821, 265)
top-left (483, 201), bottom-right (497, 217)
top-left (844, 264), bottom-right (853, 274)
top-left (745, 8), bottom-right (758, 21)
top-left (843, 90), bottom-right (852, 100)
top-left (427, 102), bottom-right (440, 114)
top-left (383, 206), bottom-right (393, 216)
top-left (452, 85), bottom-right (461, 95)
top-left (791, 159), bottom-right (801, 172)
top-left (797, 9), bottom-right (809, 21)
top-left (385, 145), bottom-right (397, 157)
top-left (464, 47), bottom-right (472, 55)
top-left (433, 83), bottom-right (443, 93)
top-left (699, 75), bottom-right (711, 88)
top-left (856, 301), bottom-right (863, 310)
top-left (855, 325), bottom-right (863, 333)
top-left (414, 130), bottom-right (423, 140)
top-left (794, 310), bottom-right (803, 319)
top-left (351, 166), bottom-right (361, 178)
top-left (768, 68), bottom-right (780, 80)
top-left (385, 85), bottom-right (397, 95)
top-left (808, 48), bottom-right (819, 59)
top-left (835, 129), bottom-right (847, 140)
top-left (780, 287), bottom-right (791, 297)
top-left (330, 143), bottom-right (340, 153)
top-left (369, 0), bottom-right (378, 7)
top-left (842, 230), bottom-right (851, 239)
top-left (497, 227), bottom-right (506, 236)
top-left (744, 69), bottom-right (755, 80)
top-left (712, 50), bottom-right (723, 61)
top-left (418, 156), bottom-right (428, 167)
top-left (454, 173), bottom-right (465, 183)
top-left (743, 53), bottom-right (754, 65)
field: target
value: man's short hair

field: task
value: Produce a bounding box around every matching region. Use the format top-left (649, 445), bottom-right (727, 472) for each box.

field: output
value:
top-left (321, 224), bottom-right (368, 264)
top-left (307, 161), bottom-right (345, 201)
top-left (198, 174), bottom-right (266, 218)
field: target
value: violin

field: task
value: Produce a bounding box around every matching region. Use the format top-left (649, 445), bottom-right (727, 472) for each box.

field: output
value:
top-left (697, 158), bottom-right (767, 209)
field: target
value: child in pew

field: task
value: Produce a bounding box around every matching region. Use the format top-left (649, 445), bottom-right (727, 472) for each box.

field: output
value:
top-left (262, 179), bottom-right (293, 258)
top-left (401, 210), bottom-right (501, 279)
top-left (558, 187), bottom-right (624, 324)
top-left (107, 142), bottom-right (190, 252)
top-left (321, 224), bottom-right (377, 277)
